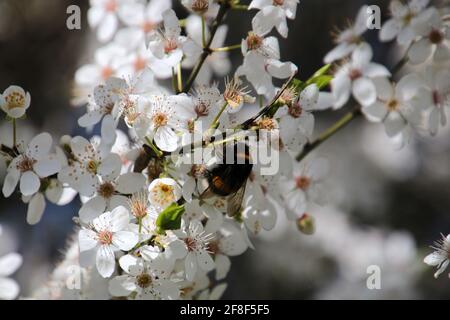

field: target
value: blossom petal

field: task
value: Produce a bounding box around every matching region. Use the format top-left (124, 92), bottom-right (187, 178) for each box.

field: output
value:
top-left (0, 278), bottom-right (20, 300)
top-left (185, 252), bottom-right (197, 281)
top-left (0, 253), bottom-right (22, 277)
top-left (2, 169), bottom-right (20, 198)
top-left (96, 245), bottom-right (116, 278)
top-left (115, 173), bottom-right (146, 194)
top-left (26, 192), bottom-right (46, 225)
top-left (78, 229), bottom-right (99, 252)
top-left (112, 231), bottom-right (138, 251)
top-left (20, 171), bottom-right (40, 196)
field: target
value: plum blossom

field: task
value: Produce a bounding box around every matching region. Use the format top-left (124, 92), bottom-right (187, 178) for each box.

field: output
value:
top-left (362, 75), bottom-right (425, 138)
top-left (324, 5), bottom-right (368, 64)
top-left (0, 86), bottom-right (31, 119)
top-left (279, 158), bottom-right (329, 217)
top-left (148, 177), bottom-right (182, 210)
top-left (88, 0), bottom-right (135, 42)
top-left (331, 43), bottom-right (391, 109)
top-left (147, 9), bottom-right (192, 68)
top-left (424, 234), bottom-right (450, 278)
top-left (250, 0), bottom-right (300, 38)
top-left (408, 8), bottom-right (450, 65)
top-left (78, 206), bottom-right (139, 278)
top-left (109, 254), bottom-right (179, 300)
top-left (2, 133), bottom-right (61, 198)
top-left (172, 220), bottom-right (215, 281)
top-left (379, 0), bottom-right (432, 45)
top-left (237, 30), bottom-right (297, 97)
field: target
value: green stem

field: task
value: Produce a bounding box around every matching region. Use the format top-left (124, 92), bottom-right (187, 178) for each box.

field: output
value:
top-left (145, 137), bottom-right (163, 158)
top-left (201, 15), bottom-right (207, 48)
top-left (209, 101), bottom-right (228, 130)
top-left (12, 119), bottom-right (16, 147)
top-left (172, 68), bottom-right (178, 93)
top-left (182, 3), bottom-right (230, 93)
top-left (295, 109), bottom-right (362, 162)
top-left (231, 4), bottom-right (248, 10)
top-left (177, 63), bottom-right (183, 93)
top-left (212, 44), bottom-right (241, 52)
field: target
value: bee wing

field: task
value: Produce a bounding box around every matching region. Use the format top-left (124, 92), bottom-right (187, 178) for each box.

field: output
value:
top-left (226, 183), bottom-right (247, 217)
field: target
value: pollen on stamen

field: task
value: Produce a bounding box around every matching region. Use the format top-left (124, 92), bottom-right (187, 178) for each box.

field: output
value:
top-left (97, 230), bottom-right (113, 245)
top-left (295, 176), bottom-right (311, 190)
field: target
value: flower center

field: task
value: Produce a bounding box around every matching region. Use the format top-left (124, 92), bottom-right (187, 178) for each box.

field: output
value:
top-left (387, 99), bottom-right (399, 111)
top-left (429, 29), bottom-right (443, 44)
top-left (191, 0), bottom-right (209, 13)
top-left (190, 164), bottom-right (207, 178)
top-left (97, 182), bottom-right (115, 198)
top-left (97, 230), bottom-right (113, 245)
top-left (129, 193), bottom-right (148, 219)
top-left (136, 273), bottom-right (152, 288)
top-left (195, 102), bottom-right (209, 117)
top-left (101, 66), bottom-right (114, 80)
top-left (433, 90), bottom-right (443, 106)
top-left (152, 112), bottom-right (168, 128)
top-left (151, 182), bottom-right (175, 206)
top-left (17, 156), bottom-right (36, 173)
top-left (273, 0), bottom-right (284, 5)
top-left (164, 39), bottom-right (178, 54)
top-left (207, 241), bottom-right (219, 255)
top-left (246, 32), bottom-right (263, 51)
top-left (5, 91), bottom-right (26, 110)
top-left (257, 118), bottom-right (277, 130)
top-left (86, 160), bottom-right (99, 174)
top-left (184, 237), bottom-right (198, 252)
top-left (133, 56), bottom-right (147, 72)
top-left (349, 68), bottom-right (362, 81)
top-left (104, 0), bottom-right (117, 12)
top-left (288, 103), bottom-right (303, 118)
top-left (141, 21), bottom-right (155, 34)
top-left (295, 176), bottom-right (311, 190)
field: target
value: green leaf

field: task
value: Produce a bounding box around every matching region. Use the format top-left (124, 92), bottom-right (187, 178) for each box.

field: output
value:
top-left (307, 75), bottom-right (333, 89)
top-left (156, 203), bottom-right (185, 234)
top-left (311, 64), bottom-right (331, 78)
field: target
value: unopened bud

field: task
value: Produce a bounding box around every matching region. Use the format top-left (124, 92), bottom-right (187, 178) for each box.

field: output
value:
top-left (296, 213), bottom-right (315, 235)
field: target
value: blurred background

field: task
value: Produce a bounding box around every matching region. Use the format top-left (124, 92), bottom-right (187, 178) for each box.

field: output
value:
top-left (1, 0), bottom-right (450, 299)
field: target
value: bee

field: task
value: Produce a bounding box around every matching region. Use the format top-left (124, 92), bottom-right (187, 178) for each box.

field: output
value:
top-left (200, 142), bottom-right (253, 217)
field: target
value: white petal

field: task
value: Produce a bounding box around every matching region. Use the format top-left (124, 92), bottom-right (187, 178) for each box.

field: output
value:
top-left (196, 250), bottom-right (215, 272)
top-left (33, 157), bottom-right (61, 177)
top-left (109, 205), bottom-right (130, 232)
top-left (2, 169), bottom-right (20, 198)
top-left (215, 254), bottom-right (231, 281)
top-left (0, 253), bottom-right (22, 277)
top-left (20, 171), bottom-right (40, 196)
top-left (26, 192), bottom-right (46, 225)
top-left (78, 110), bottom-right (104, 127)
top-left (78, 229), bottom-right (99, 252)
top-left (115, 173), bottom-right (146, 194)
top-left (363, 102), bottom-right (388, 122)
top-left (28, 132), bottom-right (52, 159)
top-left (79, 196), bottom-right (106, 223)
top-left (424, 252), bottom-right (445, 266)
top-left (112, 231), bottom-right (138, 251)
top-left (0, 278), bottom-right (20, 300)
top-left (185, 252), bottom-right (197, 281)
top-left (97, 13), bottom-right (118, 43)
top-left (154, 127), bottom-right (178, 152)
top-left (96, 245), bottom-right (116, 278)
top-left (352, 78), bottom-right (377, 107)
top-left (379, 19), bottom-right (401, 42)
top-left (108, 275), bottom-right (135, 297)
top-left (384, 112), bottom-right (406, 137)
top-left (408, 38), bottom-right (432, 65)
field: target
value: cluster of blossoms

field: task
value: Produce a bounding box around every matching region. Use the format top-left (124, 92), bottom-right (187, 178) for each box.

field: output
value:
top-left (1, 0), bottom-right (450, 299)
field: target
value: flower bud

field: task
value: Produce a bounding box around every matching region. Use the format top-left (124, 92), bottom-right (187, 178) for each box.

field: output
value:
top-left (296, 213), bottom-right (315, 235)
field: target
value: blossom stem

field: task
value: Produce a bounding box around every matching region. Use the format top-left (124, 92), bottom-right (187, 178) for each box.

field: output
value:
top-left (212, 44), bottom-right (241, 52)
top-left (145, 137), bottom-right (163, 158)
top-left (172, 68), bottom-right (178, 93)
top-left (295, 108), bottom-right (362, 162)
top-left (201, 15), bottom-right (207, 48)
top-left (177, 63), bottom-right (183, 93)
top-left (231, 4), bottom-right (248, 10)
top-left (12, 119), bottom-right (17, 147)
top-left (182, 3), bottom-right (230, 93)
top-left (209, 101), bottom-right (228, 130)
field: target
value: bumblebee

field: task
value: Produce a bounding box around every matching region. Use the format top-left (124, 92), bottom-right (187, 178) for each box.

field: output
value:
top-left (201, 142), bottom-right (253, 217)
